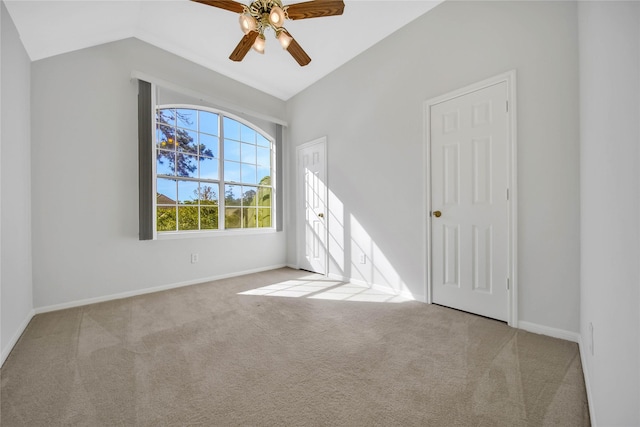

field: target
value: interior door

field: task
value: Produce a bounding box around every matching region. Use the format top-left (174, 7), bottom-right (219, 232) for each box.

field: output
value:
top-left (297, 139), bottom-right (327, 274)
top-left (430, 82), bottom-right (509, 321)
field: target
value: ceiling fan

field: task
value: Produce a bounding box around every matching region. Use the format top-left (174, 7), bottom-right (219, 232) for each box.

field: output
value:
top-left (191, 0), bottom-right (345, 66)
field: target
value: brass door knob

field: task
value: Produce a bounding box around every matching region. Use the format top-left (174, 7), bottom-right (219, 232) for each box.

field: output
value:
top-left (318, 213), bottom-right (324, 218)
top-left (433, 211), bottom-right (442, 218)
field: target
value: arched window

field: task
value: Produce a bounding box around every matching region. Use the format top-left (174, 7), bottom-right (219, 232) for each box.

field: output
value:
top-left (154, 106), bottom-right (274, 233)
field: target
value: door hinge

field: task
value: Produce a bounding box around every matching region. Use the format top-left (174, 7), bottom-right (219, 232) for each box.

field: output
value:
top-left (507, 278), bottom-right (510, 290)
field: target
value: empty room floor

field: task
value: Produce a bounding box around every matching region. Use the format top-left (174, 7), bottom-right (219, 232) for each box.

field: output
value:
top-left (1, 268), bottom-right (590, 426)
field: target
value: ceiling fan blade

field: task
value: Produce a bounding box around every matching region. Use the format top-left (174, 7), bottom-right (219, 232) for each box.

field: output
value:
top-left (286, 33), bottom-right (311, 66)
top-left (286, 0), bottom-right (345, 20)
top-left (191, 0), bottom-right (245, 14)
top-left (229, 31), bottom-right (259, 62)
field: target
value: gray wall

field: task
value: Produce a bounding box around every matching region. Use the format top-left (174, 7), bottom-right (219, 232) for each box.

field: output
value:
top-left (30, 38), bottom-right (288, 308)
top-left (1, 1), bottom-right (33, 361)
top-left (286, 1), bottom-right (581, 333)
top-left (579, 2), bottom-right (640, 425)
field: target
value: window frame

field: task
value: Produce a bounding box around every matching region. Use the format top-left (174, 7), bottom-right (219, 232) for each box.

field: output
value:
top-left (153, 104), bottom-right (277, 238)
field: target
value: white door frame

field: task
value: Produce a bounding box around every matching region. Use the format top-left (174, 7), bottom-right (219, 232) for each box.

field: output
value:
top-left (424, 71), bottom-right (518, 327)
top-left (296, 136), bottom-right (329, 275)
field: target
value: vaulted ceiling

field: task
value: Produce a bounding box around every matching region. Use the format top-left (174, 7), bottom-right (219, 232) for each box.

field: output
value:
top-left (4, 0), bottom-right (443, 100)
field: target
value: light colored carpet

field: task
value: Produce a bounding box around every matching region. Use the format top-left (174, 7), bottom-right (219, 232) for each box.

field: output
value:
top-left (1, 268), bottom-right (590, 426)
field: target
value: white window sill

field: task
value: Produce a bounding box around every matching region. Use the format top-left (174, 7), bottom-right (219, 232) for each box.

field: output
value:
top-left (156, 228), bottom-right (278, 240)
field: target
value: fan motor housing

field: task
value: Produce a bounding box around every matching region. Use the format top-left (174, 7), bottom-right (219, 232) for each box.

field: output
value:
top-left (248, 0), bottom-right (286, 18)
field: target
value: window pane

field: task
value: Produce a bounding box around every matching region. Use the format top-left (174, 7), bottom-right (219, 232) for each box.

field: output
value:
top-left (257, 134), bottom-right (270, 148)
top-left (177, 129), bottom-right (198, 154)
top-left (258, 208), bottom-right (271, 228)
top-left (241, 163), bottom-right (257, 185)
top-left (243, 208), bottom-right (257, 228)
top-left (157, 178), bottom-right (177, 203)
top-left (201, 206), bottom-right (218, 230)
top-left (199, 184), bottom-right (218, 205)
top-left (157, 109), bottom-right (176, 126)
top-left (177, 153), bottom-right (198, 178)
top-left (240, 125), bottom-right (256, 143)
top-left (242, 186), bottom-right (257, 206)
top-left (157, 206), bottom-right (177, 231)
top-left (156, 125), bottom-right (175, 150)
top-left (241, 143), bottom-right (256, 163)
top-left (200, 134), bottom-right (218, 158)
top-left (178, 180), bottom-right (199, 204)
top-left (223, 117), bottom-right (240, 141)
top-left (224, 161), bottom-right (241, 182)
top-left (225, 207), bottom-right (241, 228)
top-left (155, 108), bottom-right (274, 235)
top-left (257, 167), bottom-right (271, 186)
top-left (176, 109), bottom-right (197, 131)
top-left (257, 187), bottom-right (271, 207)
top-left (199, 111), bottom-right (218, 136)
top-left (178, 206), bottom-right (199, 230)
top-left (257, 146), bottom-right (270, 166)
top-left (224, 139), bottom-right (240, 161)
top-left (200, 157), bottom-right (219, 180)
top-left (225, 185), bottom-right (241, 206)
top-left (156, 151), bottom-right (175, 176)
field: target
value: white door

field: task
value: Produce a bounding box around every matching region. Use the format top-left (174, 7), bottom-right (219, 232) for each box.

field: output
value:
top-left (430, 82), bottom-right (510, 321)
top-left (297, 138), bottom-right (327, 274)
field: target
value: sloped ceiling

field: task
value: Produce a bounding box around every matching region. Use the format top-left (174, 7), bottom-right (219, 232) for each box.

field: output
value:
top-left (4, 0), bottom-right (443, 100)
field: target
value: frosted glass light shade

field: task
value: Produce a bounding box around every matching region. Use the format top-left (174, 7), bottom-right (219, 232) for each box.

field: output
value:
top-left (269, 6), bottom-right (285, 28)
top-left (239, 14), bottom-right (257, 34)
top-left (277, 30), bottom-right (293, 49)
top-left (253, 34), bottom-right (266, 54)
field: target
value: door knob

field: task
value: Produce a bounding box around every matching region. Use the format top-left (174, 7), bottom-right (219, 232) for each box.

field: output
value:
top-left (433, 211), bottom-right (442, 218)
top-left (318, 213), bottom-right (324, 218)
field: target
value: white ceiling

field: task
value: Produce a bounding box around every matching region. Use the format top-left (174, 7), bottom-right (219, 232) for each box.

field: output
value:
top-left (4, 0), bottom-right (443, 100)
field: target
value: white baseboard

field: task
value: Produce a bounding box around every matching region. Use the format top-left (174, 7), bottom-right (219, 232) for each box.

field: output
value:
top-left (34, 264), bottom-right (287, 315)
top-left (517, 322), bottom-right (596, 424)
top-left (327, 272), bottom-right (349, 282)
top-left (518, 321), bottom-right (580, 343)
top-left (578, 335), bottom-right (597, 427)
top-left (369, 282), bottom-right (418, 301)
top-left (327, 273), bottom-right (418, 301)
top-left (1, 309), bottom-right (35, 367)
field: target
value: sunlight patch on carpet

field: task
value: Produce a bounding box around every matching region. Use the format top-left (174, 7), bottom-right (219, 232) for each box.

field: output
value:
top-left (238, 278), bottom-right (410, 303)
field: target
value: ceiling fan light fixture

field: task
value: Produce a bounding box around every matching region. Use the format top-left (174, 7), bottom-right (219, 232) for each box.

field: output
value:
top-left (252, 33), bottom-right (266, 54)
top-left (239, 13), bottom-right (257, 34)
top-left (276, 29), bottom-right (293, 49)
top-left (192, 0), bottom-right (345, 66)
top-left (269, 6), bottom-right (285, 28)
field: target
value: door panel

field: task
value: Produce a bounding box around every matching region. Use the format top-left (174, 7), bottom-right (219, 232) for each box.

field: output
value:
top-left (431, 82), bottom-right (509, 321)
top-left (298, 140), bottom-right (327, 274)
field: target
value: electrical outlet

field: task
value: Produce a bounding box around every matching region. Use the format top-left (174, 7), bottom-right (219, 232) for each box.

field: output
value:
top-left (191, 253), bottom-right (199, 264)
top-left (359, 254), bottom-right (366, 264)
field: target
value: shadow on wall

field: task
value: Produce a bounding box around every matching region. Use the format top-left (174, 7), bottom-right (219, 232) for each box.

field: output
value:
top-left (302, 171), bottom-right (418, 300)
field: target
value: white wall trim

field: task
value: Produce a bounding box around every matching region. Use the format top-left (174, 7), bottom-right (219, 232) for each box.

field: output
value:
top-left (423, 70), bottom-right (518, 327)
top-left (370, 283), bottom-right (418, 301)
top-left (34, 264), bottom-right (286, 315)
top-left (578, 335), bottom-right (597, 427)
top-left (327, 272), bottom-right (354, 283)
top-left (1, 309), bottom-right (35, 368)
top-left (518, 321), bottom-right (580, 343)
top-left (327, 273), bottom-right (418, 301)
